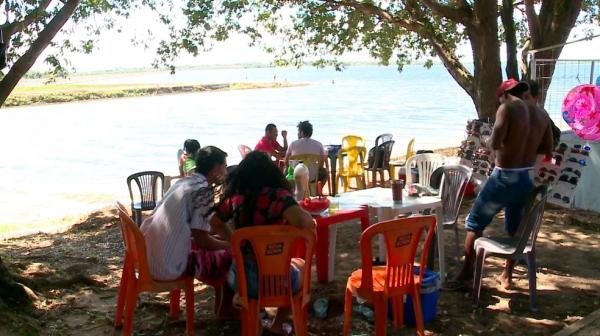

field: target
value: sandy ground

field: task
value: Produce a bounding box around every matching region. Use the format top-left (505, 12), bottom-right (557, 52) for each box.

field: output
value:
top-left (1, 147), bottom-right (598, 335)
top-left (1, 190), bottom-right (599, 335)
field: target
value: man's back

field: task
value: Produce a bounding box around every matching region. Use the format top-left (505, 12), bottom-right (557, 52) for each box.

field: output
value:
top-left (493, 97), bottom-right (552, 168)
top-left (141, 174), bottom-right (213, 280)
top-left (288, 138), bottom-right (326, 181)
top-left (289, 138), bottom-right (325, 156)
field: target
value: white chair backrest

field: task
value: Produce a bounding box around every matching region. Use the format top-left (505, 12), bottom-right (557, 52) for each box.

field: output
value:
top-left (405, 153), bottom-right (446, 187)
top-left (440, 165), bottom-right (472, 225)
top-left (514, 185), bottom-right (549, 254)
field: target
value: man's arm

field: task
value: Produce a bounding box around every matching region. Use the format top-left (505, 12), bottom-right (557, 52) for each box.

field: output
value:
top-left (209, 213), bottom-right (234, 242)
top-left (538, 122), bottom-right (554, 159)
top-left (284, 148), bottom-right (291, 168)
top-left (178, 155), bottom-right (185, 177)
top-left (321, 145), bottom-right (330, 174)
top-left (191, 229), bottom-right (230, 250)
top-left (322, 154), bottom-right (330, 172)
top-left (489, 104), bottom-right (510, 150)
top-left (281, 130), bottom-right (288, 152)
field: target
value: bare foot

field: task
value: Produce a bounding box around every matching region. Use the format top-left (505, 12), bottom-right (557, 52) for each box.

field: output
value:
top-left (496, 271), bottom-right (512, 290)
top-left (265, 313), bottom-right (293, 336)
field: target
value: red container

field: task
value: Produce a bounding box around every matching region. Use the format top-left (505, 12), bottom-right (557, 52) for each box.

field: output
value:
top-left (460, 181), bottom-right (476, 197)
top-left (299, 197), bottom-right (330, 214)
top-left (392, 180), bottom-right (404, 202)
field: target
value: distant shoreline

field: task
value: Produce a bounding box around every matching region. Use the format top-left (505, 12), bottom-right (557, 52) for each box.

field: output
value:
top-left (5, 82), bottom-right (306, 107)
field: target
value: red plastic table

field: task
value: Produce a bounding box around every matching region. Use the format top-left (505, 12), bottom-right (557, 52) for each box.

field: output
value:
top-left (312, 207), bottom-right (370, 283)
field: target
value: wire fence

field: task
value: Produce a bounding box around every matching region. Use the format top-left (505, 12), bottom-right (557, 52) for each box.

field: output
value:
top-left (533, 59), bottom-right (599, 130)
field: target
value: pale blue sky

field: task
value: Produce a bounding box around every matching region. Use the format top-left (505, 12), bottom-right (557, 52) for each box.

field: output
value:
top-left (32, 9), bottom-right (600, 73)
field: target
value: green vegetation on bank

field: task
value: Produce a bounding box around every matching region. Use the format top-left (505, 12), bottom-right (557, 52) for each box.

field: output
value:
top-left (6, 82), bottom-right (304, 107)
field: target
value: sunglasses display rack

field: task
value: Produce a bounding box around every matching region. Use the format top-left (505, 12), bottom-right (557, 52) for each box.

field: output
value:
top-left (458, 119), bottom-right (494, 180)
top-left (535, 143), bottom-right (591, 208)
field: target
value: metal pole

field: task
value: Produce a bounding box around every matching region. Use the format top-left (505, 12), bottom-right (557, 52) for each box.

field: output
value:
top-left (527, 34), bottom-right (600, 55)
top-left (590, 61), bottom-right (595, 84)
top-left (531, 53), bottom-right (537, 81)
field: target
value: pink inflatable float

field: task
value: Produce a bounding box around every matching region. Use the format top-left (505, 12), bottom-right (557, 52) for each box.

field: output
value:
top-left (562, 84), bottom-right (600, 142)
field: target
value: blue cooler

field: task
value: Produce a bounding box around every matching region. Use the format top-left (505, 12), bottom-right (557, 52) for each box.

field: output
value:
top-left (388, 268), bottom-right (441, 324)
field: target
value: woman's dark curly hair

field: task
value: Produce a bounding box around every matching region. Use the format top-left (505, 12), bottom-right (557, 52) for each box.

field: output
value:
top-left (222, 151), bottom-right (291, 228)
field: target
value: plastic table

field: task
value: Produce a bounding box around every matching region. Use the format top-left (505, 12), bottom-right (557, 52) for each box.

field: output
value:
top-left (336, 187), bottom-right (446, 282)
top-left (312, 207), bottom-right (370, 283)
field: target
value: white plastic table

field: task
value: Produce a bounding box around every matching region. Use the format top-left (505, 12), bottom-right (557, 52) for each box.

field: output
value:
top-left (337, 187), bottom-right (446, 282)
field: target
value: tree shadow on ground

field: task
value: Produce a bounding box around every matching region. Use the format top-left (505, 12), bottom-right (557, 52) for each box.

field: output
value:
top-left (0, 200), bottom-right (599, 335)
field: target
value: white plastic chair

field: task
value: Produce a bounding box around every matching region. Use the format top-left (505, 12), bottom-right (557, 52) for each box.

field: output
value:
top-left (439, 164), bottom-right (473, 261)
top-left (472, 185), bottom-right (549, 311)
top-left (238, 144), bottom-right (252, 159)
top-left (405, 153), bottom-right (446, 188)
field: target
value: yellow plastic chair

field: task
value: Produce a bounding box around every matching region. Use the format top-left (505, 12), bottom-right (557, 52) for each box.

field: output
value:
top-left (390, 138), bottom-right (416, 181)
top-left (337, 145), bottom-right (367, 192)
top-left (289, 153), bottom-right (327, 196)
top-left (342, 135), bottom-right (366, 150)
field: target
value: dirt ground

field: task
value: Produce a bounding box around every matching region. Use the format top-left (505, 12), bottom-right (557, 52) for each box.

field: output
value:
top-left (1, 193), bottom-right (599, 336)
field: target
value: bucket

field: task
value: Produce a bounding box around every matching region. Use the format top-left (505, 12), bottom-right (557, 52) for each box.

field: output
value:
top-left (460, 181), bottom-right (476, 197)
top-left (388, 268), bottom-right (441, 324)
top-left (404, 268), bottom-right (441, 324)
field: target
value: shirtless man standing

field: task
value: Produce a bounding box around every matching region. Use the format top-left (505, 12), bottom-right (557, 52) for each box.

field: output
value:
top-left (453, 79), bottom-right (554, 289)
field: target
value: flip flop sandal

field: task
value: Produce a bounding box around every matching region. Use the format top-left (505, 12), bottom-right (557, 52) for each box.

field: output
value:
top-left (263, 322), bottom-right (293, 336)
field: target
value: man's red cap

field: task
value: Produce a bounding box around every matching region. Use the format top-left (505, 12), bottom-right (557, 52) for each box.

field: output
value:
top-left (496, 78), bottom-right (529, 99)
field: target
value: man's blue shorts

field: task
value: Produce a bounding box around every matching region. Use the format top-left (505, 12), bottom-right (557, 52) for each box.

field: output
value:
top-left (466, 167), bottom-right (534, 234)
top-left (227, 258), bottom-right (300, 299)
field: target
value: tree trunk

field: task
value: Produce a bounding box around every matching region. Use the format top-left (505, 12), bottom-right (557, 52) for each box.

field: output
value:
top-left (0, 256), bottom-right (30, 307)
top-left (501, 0), bottom-right (519, 79)
top-left (467, 1), bottom-right (502, 120)
top-left (0, 0), bottom-right (81, 108)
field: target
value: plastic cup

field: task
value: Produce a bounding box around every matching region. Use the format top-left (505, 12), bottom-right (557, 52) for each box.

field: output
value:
top-left (392, 180), bottom-right (404, 203)
top-left (328, 197), bottom-right (340, 213)
top-left (313, 298), bottom-right (329, 319)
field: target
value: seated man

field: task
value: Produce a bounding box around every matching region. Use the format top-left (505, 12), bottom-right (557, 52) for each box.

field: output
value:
top-left (284, 120), bottom-right (329, 188)
top-left (255, 123), bottom-right (288, 160)
top-left (141, 146), bottom-right (234, 317)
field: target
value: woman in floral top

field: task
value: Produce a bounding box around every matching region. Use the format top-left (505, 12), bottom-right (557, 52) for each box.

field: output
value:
top-left (210, 151), bottom-right (314, 334)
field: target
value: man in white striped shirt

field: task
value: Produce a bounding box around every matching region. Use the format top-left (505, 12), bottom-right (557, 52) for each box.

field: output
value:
top-left (141, 146), bottom-right (233, 316)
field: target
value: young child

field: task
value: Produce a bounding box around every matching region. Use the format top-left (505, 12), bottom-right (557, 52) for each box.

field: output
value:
top-left (179, 139), bottom-right (201, 177)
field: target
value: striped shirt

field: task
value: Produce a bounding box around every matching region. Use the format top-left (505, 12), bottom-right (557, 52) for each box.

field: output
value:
top-left (141, 173), bottom-right (214, 280)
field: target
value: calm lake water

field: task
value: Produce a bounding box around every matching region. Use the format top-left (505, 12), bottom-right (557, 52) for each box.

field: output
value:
top-left (1, 65), bottom-right (481, 229)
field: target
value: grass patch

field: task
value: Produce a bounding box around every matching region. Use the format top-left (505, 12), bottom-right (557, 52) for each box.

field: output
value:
top-left (6, 82), bottom-right (305, 107)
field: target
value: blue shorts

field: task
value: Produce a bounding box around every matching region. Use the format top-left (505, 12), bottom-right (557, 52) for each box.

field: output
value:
top-left (466, 168), bottom-right (534, 234)
top-left (227, 259), bottom-right (300, 299)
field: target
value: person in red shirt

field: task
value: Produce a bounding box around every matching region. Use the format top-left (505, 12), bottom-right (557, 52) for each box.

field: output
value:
top-left (254, 123), bottom-right (288, 160)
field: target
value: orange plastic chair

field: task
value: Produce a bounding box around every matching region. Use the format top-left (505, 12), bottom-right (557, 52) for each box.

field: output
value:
top-left (239, 144), bottom-right (252, 159)
top-left (114, 201), bottom-right (195, 336)
top-left (231, 225), bottom-right (316, 336)
top-left (337, 145), bottom-right (367, 192)
top-left (343, 216), bottom-right (436, 336)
